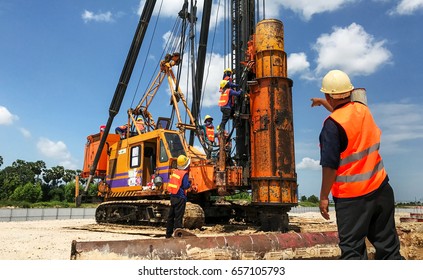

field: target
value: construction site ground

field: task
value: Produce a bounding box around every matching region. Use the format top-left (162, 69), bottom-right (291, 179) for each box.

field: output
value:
top-left (0, 211), bottom-right (421, 260)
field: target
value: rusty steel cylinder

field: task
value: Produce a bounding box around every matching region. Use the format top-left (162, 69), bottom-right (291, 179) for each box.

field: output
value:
top-left (71, 231), bottom-right (340, 260)
top-left (249, 19), bottom-right (297, 204)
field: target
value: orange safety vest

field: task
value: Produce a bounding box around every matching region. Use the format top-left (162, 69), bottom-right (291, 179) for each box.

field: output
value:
top-left (205, 126), bottom-right (215, 142)
top-left (223, 75), bottom-right (232, 82)
top-left (135, 120), bottom-right (145, 132)
top-left (218, 88), bottom-right (230, 107)
top-left (167, 169), bottom-right (188, 195)
top-left (329, 102), bottom-right (387, 198)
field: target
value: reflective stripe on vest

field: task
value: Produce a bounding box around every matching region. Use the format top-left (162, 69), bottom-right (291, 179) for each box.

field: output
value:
top-left (206, 126), bottom-right (215, 142)
top-left (167, 169), bottom-right (187, 195)
top-left (218, 89), bottom-right (230, 107)
top-left (329, 102), bottom-right (387, 198)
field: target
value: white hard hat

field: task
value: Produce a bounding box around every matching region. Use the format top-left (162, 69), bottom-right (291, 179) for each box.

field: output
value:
top-left (321, 70), bottom-right (354, 99)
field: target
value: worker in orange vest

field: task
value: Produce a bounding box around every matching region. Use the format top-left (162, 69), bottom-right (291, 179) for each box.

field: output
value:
top-left (218, 80), bottom-right (242, 132)
top-left (222, 68), bottom-right (238, 89)
top-left (165, 155), bottom-right (192, 238)
top-left (115, 124), bottom-right (128, 139)
top-left (318, 70), bottom-right (403, 260)
top-left (200, 115), bottom-right (216, 145)
top-left (134, 117), bottom-right (146, 134)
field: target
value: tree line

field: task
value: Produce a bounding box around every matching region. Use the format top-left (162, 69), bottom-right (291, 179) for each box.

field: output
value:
top-left (0, 156), bottom-right (94, 205)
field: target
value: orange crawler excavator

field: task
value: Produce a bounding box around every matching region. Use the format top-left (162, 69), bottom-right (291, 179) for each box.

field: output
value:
top-left (71, 0), bottom-right (340, 260)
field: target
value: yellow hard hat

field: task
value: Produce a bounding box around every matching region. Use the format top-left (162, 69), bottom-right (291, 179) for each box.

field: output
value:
top-left (320, 70), bottom-right (354, 98)
top-left (220, 80), bottom-right (229, 89)
top-left (224, 68), bottom-right (232, 73)
top-left (176, 155), bottom-right (190, 170)
top-left (204, 115), bottom-right (213, 123)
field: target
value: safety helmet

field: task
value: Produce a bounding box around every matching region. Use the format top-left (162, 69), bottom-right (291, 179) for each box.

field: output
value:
top-left (136, 117), bottom-right (143, 121)
top-left (204, 115), bottom-right (213, 123)
top-left (176, 155), bottom-right (190, 170)
top-left (320, 70), bottom-right (354, 98)
top-left (224, 68), bottom-right (232, 74)
top-left (220, 80), bottom-right (229, 89)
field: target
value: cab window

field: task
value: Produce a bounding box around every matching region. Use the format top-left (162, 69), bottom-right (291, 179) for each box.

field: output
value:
top-left (159, 140), bottom-right (168, 163)
top-left (130, 145), bottom-right (141, 168)
top-left (164, 133), bottom-right (186, 158)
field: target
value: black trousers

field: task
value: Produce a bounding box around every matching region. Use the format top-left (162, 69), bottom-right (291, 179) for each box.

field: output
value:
top-left (166, 196), bottom-right (186, 238)
top-left (334, 182), bottom-right (403, 259)
top-left (219, 107), bottom-right (233, 131)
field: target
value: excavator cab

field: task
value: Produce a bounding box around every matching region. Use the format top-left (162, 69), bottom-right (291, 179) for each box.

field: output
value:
top-left (104, 129), bottom-right (186, 198)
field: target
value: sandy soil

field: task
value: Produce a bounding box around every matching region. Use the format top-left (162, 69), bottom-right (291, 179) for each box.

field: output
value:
top-left (0, 212), bottom-right (421, 260)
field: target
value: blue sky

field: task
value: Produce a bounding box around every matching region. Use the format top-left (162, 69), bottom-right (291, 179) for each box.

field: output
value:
top-left (0, 0), bottom-right (422, 202)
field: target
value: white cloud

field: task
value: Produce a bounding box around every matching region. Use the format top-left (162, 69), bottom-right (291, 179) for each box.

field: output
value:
top-left (19, 127), bottom-right (31, 138)
top-left (0, 106), bottom-right (19, 125)
top-left (36, 138), bottom-right (78, 169)
top-left (313, 23), bottom-right (392, 77)
top-left (288, 53), bottom-right (310, 75)
top-left (82, 10), bottom-right (114, 23)
top-left (296, 157), bottom-right (321, 170)
top-left (287, 52), bottom-right (316, 80)
top-left (279, 0), bottom-right (357, 21)
top-left (201, 53), bottom-right (227, 107)
top-left (389, 0), bottom-right (423, 15)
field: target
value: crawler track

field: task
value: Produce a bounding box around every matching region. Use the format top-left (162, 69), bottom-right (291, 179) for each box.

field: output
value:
top-left (95, 200), bottom-right (205, 229)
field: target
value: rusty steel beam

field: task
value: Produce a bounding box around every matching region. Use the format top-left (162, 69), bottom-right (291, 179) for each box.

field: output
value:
top-left (71, 231), bottom-right (340, 260)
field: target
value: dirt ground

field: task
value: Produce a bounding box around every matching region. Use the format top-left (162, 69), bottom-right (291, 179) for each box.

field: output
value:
top-left (0, 211), bottom-right (421, 260)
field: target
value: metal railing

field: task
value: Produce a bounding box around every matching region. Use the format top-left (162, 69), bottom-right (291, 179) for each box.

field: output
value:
top-left (0, 208), bottom-right (96, 222)
top-left (0, 206), bottom-right (415, 222)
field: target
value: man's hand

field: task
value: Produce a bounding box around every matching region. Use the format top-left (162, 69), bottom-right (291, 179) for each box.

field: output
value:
top-left (190, 184), bottom-right (198, 193)
top-left (311, 97), bottom-right (323, 107)
top-left (320, 167), bottom-right (336, 220)
top-left (319, 198), bottom-right (330, 220)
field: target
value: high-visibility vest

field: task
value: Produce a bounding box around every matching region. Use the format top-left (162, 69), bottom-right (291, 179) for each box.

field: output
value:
top-left (205, 126), bottom-right (215, 142)
top-left (329, 102), bottom-right (387, 198)
top-left (135, 120), bottom-right (145, 132)
top-left (218, 89), bottom-right (230, 107)
top-left (223, 75), bottom-right (232, 82)
top-left (167, 169), bottom-right (188, 195)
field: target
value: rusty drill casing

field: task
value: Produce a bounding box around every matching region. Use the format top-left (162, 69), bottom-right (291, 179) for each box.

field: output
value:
top-left (71, 231), bottom-right (340, 260)
top-left (249, 19), bottom-right (297, 205)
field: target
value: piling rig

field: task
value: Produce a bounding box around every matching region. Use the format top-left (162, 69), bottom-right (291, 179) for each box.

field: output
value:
top-left (75, 0), bottom-right (299, 259)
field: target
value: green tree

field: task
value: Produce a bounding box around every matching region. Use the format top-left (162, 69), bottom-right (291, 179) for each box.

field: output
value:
top-left (48, 187), bottom-right (65, 201)
top-left (43, 165), bottom-right (65, 187)
top-left (300, 195), bottom-right (307, 202)
top-left (307, 195), bottom-right (319, 203)
top-left (0, 159), bottom-right (84, 203)
top-left (42, 165), bottom-right (65, 201)
top-left (10, 182), bottom-right (43, 203)
top-left (64, 181), bottom-right (77, 202)
top-left (62, 169), bottom-right (79, 184)
top-left (0, 160), bottom-right (44, 200)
